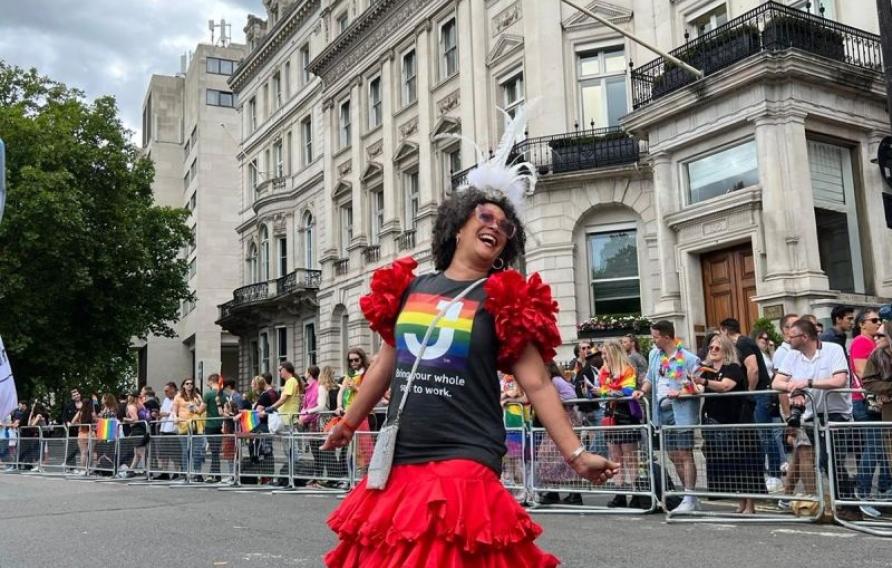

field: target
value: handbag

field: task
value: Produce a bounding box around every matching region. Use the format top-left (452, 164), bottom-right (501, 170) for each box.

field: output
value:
top-left (366, 277), bottom-right (487, 490)
top-left (267, 411), bottom-right (286, 434)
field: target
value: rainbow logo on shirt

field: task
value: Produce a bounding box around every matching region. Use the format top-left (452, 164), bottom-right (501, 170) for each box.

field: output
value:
top-left (395, 292), bottom-right (478, 369)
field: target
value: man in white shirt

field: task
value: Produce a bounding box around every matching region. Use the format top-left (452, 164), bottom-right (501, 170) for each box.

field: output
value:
top-left (156, 382), bottom-right (180, 479)
top-left (772, 318), bottom-right (856, 517)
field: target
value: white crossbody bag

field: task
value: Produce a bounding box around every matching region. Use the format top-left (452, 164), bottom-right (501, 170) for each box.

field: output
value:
top-left (366, 277), bottom-right (487, 490)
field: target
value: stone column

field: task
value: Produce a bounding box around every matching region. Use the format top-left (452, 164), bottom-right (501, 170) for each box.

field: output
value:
top-left (320, 96), bottom-right (338, 283)
top-left (379, 51), bottom-right (399, 259)
top-left (650, 151), bottom-right (682, 317)
top-left (522, 0), bottom-right (566, 135)
top-left (349, 77), bottom-right (364, 247)
top-left (456, 0), bottom-right (477, 167)
top-left (753, 113), bottom-right (828, 295)
top-left (415, 19), bottom-right (435, 239)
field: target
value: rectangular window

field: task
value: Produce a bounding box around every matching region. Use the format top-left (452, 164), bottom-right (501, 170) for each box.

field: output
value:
top-left (183, 170), bottom-right (190, 189)
top-left (368, 76), bottom-right (382, 129)
top-left (501, 72), bottom-right (524, 121)
top-left (206, 57), bottom-right (235, 75)
top-left (188, 192), bottom-right (197, 212)
top-left (689, 3), bottom-right (729, 37)
top-left (277, 327), bottom-right (288, 365)
top-left (337, 12), bottom-right (349, 34)
top-left (300, 43), bottom-right (311, 85)
top-left (792, 0), bottom-right (835, 19)
top-left (404, 171), bottom-right (419, 230)
top-left (142, 94), bottom-right (152, 147)
top-left (587, 229), bottom-right (641, 315)
top-left (339, 100), bottom-right (351, 148)
top-left (277, 236), bottom-right (288, 277)
top-left (189, 158), bottom-right (198, 181)
top-left (370, 189), bottom-right (384, 244)
top-left (686, 140), bottom-right (758, 204)
top-left (402, 50), bottom-right (417, 106)
top-left (301, 116), bottom-right (313, 165)
top-left (440, 18), bottom-right (458, 79)
top-left (808, 140), bottom-right (864, 293)
top-left (273, 139), bottom-right (284, 177)
top-left (184, 139), bottom-right (191, 159)
top-left (272, 72), bottom-right (282, 110)
top-left (206, 89), bottom-right (235, 107)
top-left (340, 204), bottom-right (353, 255)
top-left (262, 83), bottom-right (269, 119)
top-left (304, 322), bottom-right (317, 367)
top-left (259, 332), bottom-right (270, 374)
top-left (284, 61), bottom-right (291, 98)
top-left (577, 47), bottom-right (627, 128)
top-left (443, 148), bottom-right (461, 195)
top-left (249, 159), bottom-right (259, 191)
top-left (187, 258), bottom-right (196, 280)
top-left (286, 131), bottom-right (293, 175)
top-left (250, 340), bottom-right (260, 377)
top-left (248, 97), bottom-right (257, 132)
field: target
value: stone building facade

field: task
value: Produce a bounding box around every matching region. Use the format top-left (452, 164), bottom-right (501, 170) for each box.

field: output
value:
top-left (138, 42), bottom-right (246, 393)
top-left (219, 0), bottom-right (891, 381)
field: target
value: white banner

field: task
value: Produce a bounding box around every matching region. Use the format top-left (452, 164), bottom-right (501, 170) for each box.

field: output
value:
top-left (0, 336), bottom-right (17, 421)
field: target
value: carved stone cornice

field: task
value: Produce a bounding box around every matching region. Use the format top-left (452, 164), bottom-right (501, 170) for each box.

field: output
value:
top-left (308, 0), bottom-right (435, 86)
top-left (229, 0), bottom-right (322, 93)
top-left (491, 2), bottom-right (522, 35)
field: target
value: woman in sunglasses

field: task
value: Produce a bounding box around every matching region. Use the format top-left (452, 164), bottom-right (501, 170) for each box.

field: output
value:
top-left (321, 109), bottom-right (618, 567)
top-left (851, 308), bottom-right (891, 514)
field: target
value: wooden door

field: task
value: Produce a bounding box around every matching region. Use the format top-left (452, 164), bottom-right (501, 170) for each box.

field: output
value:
top-left (701, 244), bottom-right (758, 335)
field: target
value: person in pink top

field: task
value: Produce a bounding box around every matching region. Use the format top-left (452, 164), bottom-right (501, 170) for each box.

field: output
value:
top-left (851, 308), bottom-right (890, 516)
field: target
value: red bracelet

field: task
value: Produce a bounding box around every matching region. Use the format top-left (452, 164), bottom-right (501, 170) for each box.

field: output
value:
top-left (341, 417), bottom-right (359, 433)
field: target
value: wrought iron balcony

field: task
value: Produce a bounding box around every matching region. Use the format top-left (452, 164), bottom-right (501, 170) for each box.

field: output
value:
top-left (631, 1), bottom-right (882, 109)
top-left (276, 268), bottom-right (322, 295)
top-left (397, 229), bottom-right (416, 251)
top-left (450, 127), bottom-right (644, 187)
top-left (334, 258), bottom-right (350, 276)
top-left (364, 245), bottom-right (380, 264)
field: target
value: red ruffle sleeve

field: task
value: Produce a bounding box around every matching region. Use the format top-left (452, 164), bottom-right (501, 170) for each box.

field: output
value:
top-left (483, 269), bottom-right (562, 374)
top-left (359, 256), bottom-right (418, 347)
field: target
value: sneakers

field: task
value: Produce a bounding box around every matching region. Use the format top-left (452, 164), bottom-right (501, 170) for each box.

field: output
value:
top-left (777, 500), bottom-right (791, 511)
top-left (672, 496), bottom-right (700, 513)
top-left (539, 492), bottom-right (560, 505)
top-left (562, 493), bottom-right (583, 505)
top-left (766, 477), bottom-right (783, 494)
top-left (860, 505), bottom-right (883, 519)
top-left (607, 494), bottom-right (628, 508)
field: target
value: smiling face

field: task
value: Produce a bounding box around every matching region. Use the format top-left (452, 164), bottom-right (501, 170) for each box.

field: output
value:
top-left (455, 203), bottom-right (512, 269)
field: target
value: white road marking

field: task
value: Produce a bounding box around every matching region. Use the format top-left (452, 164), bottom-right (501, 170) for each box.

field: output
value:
top-left (772, 528), bottom-right (855, 538)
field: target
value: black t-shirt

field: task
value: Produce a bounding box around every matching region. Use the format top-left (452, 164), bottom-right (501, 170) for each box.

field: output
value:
top-left (736, 335), bottom-right (771, 390)
top-left (387, 272), bottom-right (505, 473)
top-left (702, 364), bottom-right (752, 424)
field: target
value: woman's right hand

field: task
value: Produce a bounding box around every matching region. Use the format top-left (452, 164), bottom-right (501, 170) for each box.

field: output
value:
top-left (571, 452), bottom-right (620, 485)
top-left (321, 423), bottom-right (353, 451)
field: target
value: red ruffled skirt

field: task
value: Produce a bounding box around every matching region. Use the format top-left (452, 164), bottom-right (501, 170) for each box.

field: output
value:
top-left (325, 459), bottom-right (560, 567)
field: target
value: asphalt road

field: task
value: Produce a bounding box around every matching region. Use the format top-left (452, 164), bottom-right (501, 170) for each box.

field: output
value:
top-left (1, 473), bottom-right (890, 567)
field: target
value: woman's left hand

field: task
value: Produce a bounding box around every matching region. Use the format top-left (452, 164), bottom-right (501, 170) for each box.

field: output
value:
top-left (572, 453), bottom-right (620, 485)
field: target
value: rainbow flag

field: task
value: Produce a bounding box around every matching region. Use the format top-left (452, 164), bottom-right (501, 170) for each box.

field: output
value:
top-left (395, 292), bottom-right (479, 368)
top-left (95, 418), bottom-right (118, 441)
top-left (237, 410), bottom-right (261, 432)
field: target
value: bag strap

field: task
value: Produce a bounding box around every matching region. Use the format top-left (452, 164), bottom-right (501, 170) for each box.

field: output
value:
top-left (390, 277), bottom-right (487, 426)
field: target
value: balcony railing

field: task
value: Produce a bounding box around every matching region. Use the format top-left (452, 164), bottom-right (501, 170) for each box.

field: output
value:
top-left (233, 281), bottom-right (270, 304)
top-left (397, 229), bottom-right (416, 251)
top-left (334, 258), bottom-right (350, 276)
top-left (631, 1), bottom-right (882, 108)
top-left (451, 127), bottom-right (644, 188)
top-left (364, 245), bottom-right (380, 264)
top-left (276, 268), bottom-right (322, 295)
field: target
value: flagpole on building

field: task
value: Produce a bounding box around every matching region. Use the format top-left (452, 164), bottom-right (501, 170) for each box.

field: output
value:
top-left (559, 0), bottom-right (704, 79)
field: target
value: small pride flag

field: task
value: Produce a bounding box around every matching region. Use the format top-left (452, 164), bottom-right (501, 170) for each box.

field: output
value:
top-left (237, 410), bottom-right (261, 433)
top-left (95, 418), bottom-right (118, 441)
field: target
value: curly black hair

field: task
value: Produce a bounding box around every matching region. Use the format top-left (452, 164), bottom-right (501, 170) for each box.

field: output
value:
top-left (431, 188), bottom-right (526, 272)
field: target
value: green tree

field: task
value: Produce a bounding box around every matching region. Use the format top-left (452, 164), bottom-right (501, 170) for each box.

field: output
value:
top-left (0, 62), bottom-right (193, 408)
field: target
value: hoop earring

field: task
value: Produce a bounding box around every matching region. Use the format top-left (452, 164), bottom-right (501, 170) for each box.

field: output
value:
top-left (492, 257), bottom-right (505, 271)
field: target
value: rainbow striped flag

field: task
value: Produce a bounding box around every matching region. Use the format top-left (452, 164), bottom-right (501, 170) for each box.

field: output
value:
top-left (95, 418), bottom-right (118, 441)
top-left (237, 410), bottom-right (261, 432)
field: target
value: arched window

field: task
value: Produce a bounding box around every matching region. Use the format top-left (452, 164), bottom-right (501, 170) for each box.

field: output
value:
top-left (246, 243), bottom-right (258, 284)
top-left (259, 225), bottom-right (270, 281)
top-left (301, 211), bottom-right (316, 269)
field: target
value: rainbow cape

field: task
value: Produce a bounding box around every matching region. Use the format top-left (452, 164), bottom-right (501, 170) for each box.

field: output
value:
top-left (237, 410), bottom-right (261, 432)
top-left (95, 418), bottom-right (118, 441)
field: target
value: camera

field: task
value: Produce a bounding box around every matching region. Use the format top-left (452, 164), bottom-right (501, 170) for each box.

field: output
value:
top-left (787, 403), bottom-right (805, 427)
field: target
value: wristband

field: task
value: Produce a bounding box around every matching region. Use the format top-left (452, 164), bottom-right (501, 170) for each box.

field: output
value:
top-left (565, 445), bottom-right (586, 465)
top-left (807, 379), bottom-right (814, 389)
top-left (341, 417), bottom-right (359, 433)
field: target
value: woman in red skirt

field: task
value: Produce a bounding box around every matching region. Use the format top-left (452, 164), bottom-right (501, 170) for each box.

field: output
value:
top-left (322, 111), bottom-right (618, 567)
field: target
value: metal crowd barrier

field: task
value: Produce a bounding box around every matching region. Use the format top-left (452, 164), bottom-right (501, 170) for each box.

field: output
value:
top-left (37, 425), bottom-right (69, 476)
top-left (272, 411), bottom-right (350, 494)
top-left (659, 390), bottom-right (824, 523)
top-left (529, 397), bottom-right (656, 514)
top-left (143, 420), bottom-right (191, 483)
top-left (1, 425), bottom-right (22, 472)
top-left (822, 389), bottom-right (892, 535)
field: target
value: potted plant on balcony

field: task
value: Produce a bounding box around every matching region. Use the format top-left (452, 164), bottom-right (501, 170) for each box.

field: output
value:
top-left (577, 314), bottom-right (652, 340)
top-left (651, 23), bottom-right (761, 100)
top-left (548, 130), bottom-right (638, 174)
top-left (762, 13), bottom-right (845, 62)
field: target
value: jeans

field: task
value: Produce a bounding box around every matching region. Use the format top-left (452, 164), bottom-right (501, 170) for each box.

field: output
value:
top-left (853, 400), bottom-right (892, 496)
top-left (180, 435), bottom-right (205, 475)
top-left (206, 433), bottom-right (222, 475)
top-left (754, 393), bottom-right (786, 477)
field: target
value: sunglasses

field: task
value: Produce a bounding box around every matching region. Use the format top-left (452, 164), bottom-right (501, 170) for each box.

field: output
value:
top-left (348, 358), bottom-right (361, 363)
top-left (708, 345), bottom-right (722, 352)
top-left (865, 317), bottom-right (881, 325)
top-left (475, 205), bottom-right (516, 239)
top-left (184, 382), bottom-right (193, 386)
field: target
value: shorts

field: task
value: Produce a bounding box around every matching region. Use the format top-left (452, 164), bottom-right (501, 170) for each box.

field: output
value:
top-left (660, 404), bottom-right (694, 451)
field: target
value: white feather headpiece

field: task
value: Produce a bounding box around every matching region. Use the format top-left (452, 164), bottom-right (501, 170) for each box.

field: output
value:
top-left (436, 104), bottom-right (536, 211)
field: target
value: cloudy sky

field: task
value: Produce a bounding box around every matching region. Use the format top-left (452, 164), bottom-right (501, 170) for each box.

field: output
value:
top-left (0, 0), bottom-right (264, 141)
